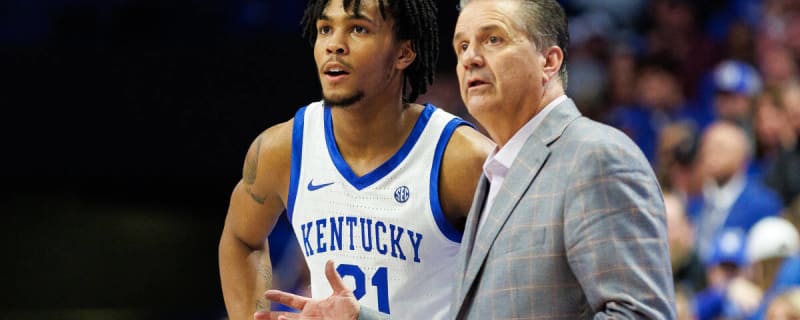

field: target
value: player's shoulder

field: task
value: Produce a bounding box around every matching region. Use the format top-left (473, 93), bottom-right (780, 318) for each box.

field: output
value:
top-left (244, 108), bottom-right (307, 175)
top-left (423, 104), bottom-right (494, 161)
top-left (444, 123), bottom-right (494, 172)
top-left (434, 113), bottom-right (493, 219)
top-left (252, 119), bottom-right (293, 159)
top-left (254, 101), bottom-right (321, 153)
top-left (445, 122), bottom-right (494, 166)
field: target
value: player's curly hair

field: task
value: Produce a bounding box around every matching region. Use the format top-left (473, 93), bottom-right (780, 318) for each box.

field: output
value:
top-left (301, 0), bottom-right (439, 103)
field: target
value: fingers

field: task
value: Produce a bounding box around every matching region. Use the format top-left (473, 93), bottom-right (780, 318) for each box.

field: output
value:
top-left (264, 290), bottom-right (310, 310)
top-left (253, 310), bottom-right (270, 320)
top-left (253, 310), bottom-right (298, 320)
top-left (273, 312), bottom-right (299, 320)
top-left (324, 259), bottom-right (349, 294)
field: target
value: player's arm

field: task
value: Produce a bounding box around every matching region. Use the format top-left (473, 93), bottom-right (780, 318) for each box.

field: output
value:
top-left (219, 121), bottom-right (293, 320)
top-left (439, 125), bottom-right (494, 229)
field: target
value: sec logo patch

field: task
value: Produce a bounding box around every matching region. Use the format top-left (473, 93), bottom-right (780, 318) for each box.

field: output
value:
top-left (394, 186), bottom-right (410, 203)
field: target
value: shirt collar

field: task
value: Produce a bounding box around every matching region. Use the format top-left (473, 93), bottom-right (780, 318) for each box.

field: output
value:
top-left (482, 95), bottom-right (567, 182)
top-left (703, 171), bottom-right (747, 209)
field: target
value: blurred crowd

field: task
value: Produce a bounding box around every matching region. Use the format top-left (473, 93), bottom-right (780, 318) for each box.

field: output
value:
top-left (418, 0), bottom-right (800, 319)
top-left (566, 0), bottom-right (800, 319)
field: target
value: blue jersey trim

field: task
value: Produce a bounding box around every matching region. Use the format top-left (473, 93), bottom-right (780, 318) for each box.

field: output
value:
top-left (324, 104), bottom-right (435, 190)
top-left (429, 117), bottom-right (471, 243)
top-left (286, 106), bottom-right (307, 222)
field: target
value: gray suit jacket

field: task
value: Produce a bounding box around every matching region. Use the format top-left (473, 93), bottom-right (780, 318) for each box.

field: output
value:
top-left (358, 99), bottom-right (675, 319)
top-left (451, 99), bottom-right (675, 319)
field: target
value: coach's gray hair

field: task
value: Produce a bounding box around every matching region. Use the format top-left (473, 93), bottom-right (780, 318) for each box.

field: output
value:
top-left (458, 0), bottom-right (569, 89)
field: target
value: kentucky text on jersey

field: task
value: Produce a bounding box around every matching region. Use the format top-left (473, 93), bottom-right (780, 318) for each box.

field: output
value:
top-left (299, 216), bottom-right (424, 263)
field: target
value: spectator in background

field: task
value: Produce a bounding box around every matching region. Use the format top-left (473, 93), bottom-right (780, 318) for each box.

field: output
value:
top-left (767, 288), bottom-right (800, 320)
top-left (765, 82), bottom-right (800, 205)
top-left (746, 216), bottom-right (800, 319)
top-left (756, 200), bottom-right (800, 315)
top-left (644, 0), bottom-right (721, 100)
top-left (760, 0), bottom-right (800, 59)
top-left (666, 191), bottom-right (706, 293)
top-left (675, 287), bottom-right (697, 320)
top-left (607, 45), bottom-right (638, 109)
top-left (754, 86), bottom-right (797, 176)
top-left (786, 83), bottom-right (800, 135)
top-left (756, 43), bottom-right (798, 91)
top-left (748, 217), bottom-right (800, 295)
top-left (723, 20), bottom-right (757, 63)
top-left (787, 196), bottom-right (800, 232)
top-left (711, 60), bottom-right (762, 139)
top-left (656, 122), bottom-right (705, 216)
top-left (607, 56), bottom-right (709, 163)
top-left (693, 228), bottom-right (753, 320)
top-left (694, 121), bottom-right (783, 264)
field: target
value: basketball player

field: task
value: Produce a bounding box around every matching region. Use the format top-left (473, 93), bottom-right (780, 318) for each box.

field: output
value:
top-left (218, 0), bottom-right (493, 319)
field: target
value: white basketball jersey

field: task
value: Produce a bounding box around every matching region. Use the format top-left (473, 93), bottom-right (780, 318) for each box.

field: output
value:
top-left (287, 101), bottom-right (467, 319)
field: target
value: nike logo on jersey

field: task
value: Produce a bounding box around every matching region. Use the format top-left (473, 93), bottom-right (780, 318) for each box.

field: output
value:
top-left (307, 180), bottom-right (335, 191)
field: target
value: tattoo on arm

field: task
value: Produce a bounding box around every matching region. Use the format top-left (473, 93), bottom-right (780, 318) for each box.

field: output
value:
top-left (257, 262), bottom-right (273, 285)
top-left (256, 300), bottom-right (267, 312)
top-left (248, 190), bottom-right (267, 205)
top-left (244, 134), bottom-right (263, 185)
top-left (256, 258), bottom-right (272, 311)
top-left (244, 134), bottom-right (267, 205)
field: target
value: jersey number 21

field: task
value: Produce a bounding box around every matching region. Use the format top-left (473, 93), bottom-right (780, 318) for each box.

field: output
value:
top-left (337, 264), bottom-right (390, 314)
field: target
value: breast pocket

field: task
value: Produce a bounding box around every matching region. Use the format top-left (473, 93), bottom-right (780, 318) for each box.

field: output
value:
top-left (494, 224), bottom-right (549, 256)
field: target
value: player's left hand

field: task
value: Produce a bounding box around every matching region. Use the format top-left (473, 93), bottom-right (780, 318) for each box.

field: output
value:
top-left (254, 260), bottom-right (360, 320)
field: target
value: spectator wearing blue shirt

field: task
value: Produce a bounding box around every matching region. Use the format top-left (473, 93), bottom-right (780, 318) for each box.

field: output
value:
top-left (694, 121), bottom-right (783, 264)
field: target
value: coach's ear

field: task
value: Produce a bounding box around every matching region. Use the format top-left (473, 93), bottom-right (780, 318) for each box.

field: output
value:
top-left (395, 40), bottom-right (416, 70)
top-left (541, 45), bottom-right (563, 85)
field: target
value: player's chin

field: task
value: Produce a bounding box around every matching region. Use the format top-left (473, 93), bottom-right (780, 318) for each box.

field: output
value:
top-left (324, 91), bottom-right (365, 108)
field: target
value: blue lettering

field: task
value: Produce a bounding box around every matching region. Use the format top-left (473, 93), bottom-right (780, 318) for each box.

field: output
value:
top-left (301, 221), bottom-right (314, 256)
top-left (376, 221), bottom-right (388, 255)
top-left (389, 225), bottom-right (406, 260)
top-left (346, 217), bottom-right (357, 250)
top-left (329, 216), bottom-right (344, 251)
top-left (408, 230), bottom-right (423, 263)
top-left (316, 218), bottom-right (327, 253)
top-left (360, 218), bottom-right (373, 252)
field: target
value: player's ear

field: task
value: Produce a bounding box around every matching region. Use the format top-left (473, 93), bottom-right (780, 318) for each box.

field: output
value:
top-left (396, 40), bottom-right (416, 70)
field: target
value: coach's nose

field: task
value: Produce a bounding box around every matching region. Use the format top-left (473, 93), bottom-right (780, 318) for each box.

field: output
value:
top-left (460, 43), bottom-right (484, 70)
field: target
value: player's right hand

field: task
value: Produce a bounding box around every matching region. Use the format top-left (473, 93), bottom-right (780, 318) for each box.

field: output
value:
top-left (255, 260), bottom-right (360, 320)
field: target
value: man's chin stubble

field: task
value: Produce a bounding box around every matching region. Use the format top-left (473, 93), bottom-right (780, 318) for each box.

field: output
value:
top-left (324, 91), bottom-right (365, 108)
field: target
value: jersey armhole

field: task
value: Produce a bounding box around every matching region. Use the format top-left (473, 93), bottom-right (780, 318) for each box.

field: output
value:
top-left (286, 106), bottom-right (307, 223)
top-left (429, 118), bottom-right (472, 243)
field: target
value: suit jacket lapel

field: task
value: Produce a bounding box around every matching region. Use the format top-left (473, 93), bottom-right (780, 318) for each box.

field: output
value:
top-left (452, 174), bottom-right (489, 311)
top-left (458, 140), bottom-right (550, 300)
top-left (455, 99), bottom-right (583, 308)
top-left (461, 175), bottom-right (490, 268)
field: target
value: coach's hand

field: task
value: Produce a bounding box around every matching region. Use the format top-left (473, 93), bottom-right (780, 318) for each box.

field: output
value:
top-left (254, 260), bottom-right (360, 320)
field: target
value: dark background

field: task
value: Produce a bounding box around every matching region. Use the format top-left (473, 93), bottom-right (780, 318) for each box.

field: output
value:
top-left (1, 1), bottom-right (461, 319)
